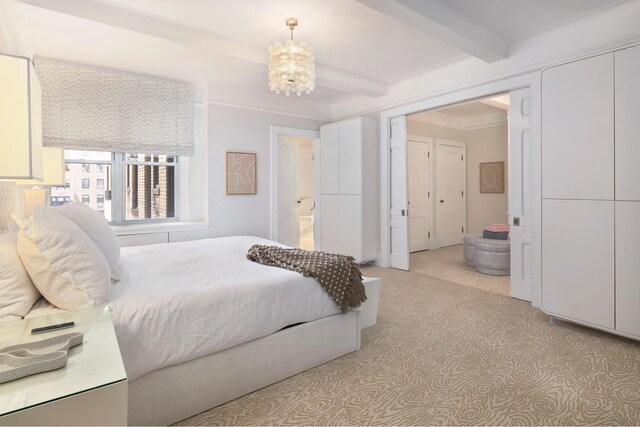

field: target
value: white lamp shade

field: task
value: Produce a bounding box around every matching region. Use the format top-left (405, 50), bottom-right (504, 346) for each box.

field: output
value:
top-left (0, 54), bottom-right (43, 181)
top-left (16, 147), bottom-right (65, 186)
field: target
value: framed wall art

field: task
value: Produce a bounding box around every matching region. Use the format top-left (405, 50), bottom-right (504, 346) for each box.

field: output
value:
top-left (226, 151), bottom-right (257, 195)
top-left (479, 161), bottom-right (504, 193)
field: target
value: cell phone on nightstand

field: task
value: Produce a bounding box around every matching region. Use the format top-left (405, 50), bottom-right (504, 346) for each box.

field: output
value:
top-left (31, 321), bottom-right (75, 335)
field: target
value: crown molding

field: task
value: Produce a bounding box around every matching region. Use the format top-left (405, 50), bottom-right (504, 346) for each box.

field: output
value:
top-left (409, 109), bottom-right (506, 131)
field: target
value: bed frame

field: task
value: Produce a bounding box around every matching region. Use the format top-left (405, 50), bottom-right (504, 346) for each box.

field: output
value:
top-left (127, 309), bottom-right (362, 425)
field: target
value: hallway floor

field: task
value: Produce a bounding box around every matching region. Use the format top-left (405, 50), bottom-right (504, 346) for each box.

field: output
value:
top-left (410, 244), bottom-right (510, 297)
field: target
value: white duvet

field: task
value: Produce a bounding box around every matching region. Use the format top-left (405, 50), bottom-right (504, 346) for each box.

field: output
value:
top-left (28, 236), bottom-right (340, 380)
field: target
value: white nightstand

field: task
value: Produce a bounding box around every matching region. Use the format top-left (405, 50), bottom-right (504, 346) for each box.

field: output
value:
top-left (0, 307), bottom-right (128, 426)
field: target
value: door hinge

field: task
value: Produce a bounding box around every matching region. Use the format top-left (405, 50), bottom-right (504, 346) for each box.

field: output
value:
top-left (462, 226), bottom-right (464, 233)
top-left (461, 190), bottom-right (464, 197)
top-left (428, 152), bottom-right (430, 158)
top-left (428, 191), bottom-right (430, 198)
top-left (461, 154), bottom-right (464, 161)
top-left (390, 127), bottom-right (393, 138)
top-left (428, 231), bottom-right (431, 238)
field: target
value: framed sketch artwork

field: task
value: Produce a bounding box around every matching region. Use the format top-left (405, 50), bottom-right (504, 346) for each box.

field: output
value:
top-left (226, 152), bottom-right (257, 195)
top-left (479, 161), bottom-right (504, 193)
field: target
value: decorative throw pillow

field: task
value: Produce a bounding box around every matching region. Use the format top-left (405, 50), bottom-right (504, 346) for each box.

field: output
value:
top-left (16, 210), bottom-right (111, 311)
top-left (54, 203), bottom-right (121, 281)
top-left (0, 232), bottom-right (41, 322)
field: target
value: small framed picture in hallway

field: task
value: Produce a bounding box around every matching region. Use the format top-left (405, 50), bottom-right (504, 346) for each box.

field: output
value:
top-left (226, 151), bottom-right (257, 195)
top-left (479, 161), bottom-right (504, 193)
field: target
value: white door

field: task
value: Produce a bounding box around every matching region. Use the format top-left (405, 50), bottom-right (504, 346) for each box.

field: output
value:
top-left (509, 88), bottom-right (533, 301)
top-left (390, 116), bottom-right (409, 270)
top-left (277, 138), bottom-right (300, 247)
top-left (541, 199), bottom-right (614, 329)
top-left (338, 119), bottom-right (362, 195)
top-left (541, 53), bottom-right (614, 200)
top-left (615, 45), bottom-right (640, 201)
top-left (615, 202), bottom-right (640, 338)
top-left (319, 123), bottom-right (340, 194)
top-left (436, 140), bottom-right (466, 247)
top-left (408, 139), bottom-right (432, 252)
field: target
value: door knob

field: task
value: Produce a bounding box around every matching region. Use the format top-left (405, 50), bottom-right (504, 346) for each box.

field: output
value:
top-left (513, 217), bottom-right (520, 226)
top-left (440, 200), bottom-right (445, 203)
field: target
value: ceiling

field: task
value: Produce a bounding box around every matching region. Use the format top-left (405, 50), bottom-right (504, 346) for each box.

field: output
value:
top-left (436, 101), bottom-right (505, 118)
top-left (0, 0), bottom-right (629, 111)
top-left (409, 95), bottom-right (509, 130)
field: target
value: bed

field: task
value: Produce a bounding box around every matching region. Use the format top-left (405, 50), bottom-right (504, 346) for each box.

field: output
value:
top-left (26, 236), bottom-right (374, 425)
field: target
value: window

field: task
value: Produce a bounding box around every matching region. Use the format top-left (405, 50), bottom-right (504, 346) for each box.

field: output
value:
top-left (50, 150), bottom-right (178, 224)
top-left (50, 196), bottom-right (70, 207)
top-left (124, 154), bottom-right (177, 221)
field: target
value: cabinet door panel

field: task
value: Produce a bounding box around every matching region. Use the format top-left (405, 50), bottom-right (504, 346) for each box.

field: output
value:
top-left (541, 53), bottom-right (614, 200)
top-left (318, 194), bottom-right (362, 261)
top-left (338, 120), bottom-right (362, 195)
top-left (338, 195), bottom-right (362, 261)
top-left (615, 46), bottom-right (640, 201)
top-left (319, 194), bottom-right (340, 253)
top-left (616, 202), bottom-right (640, 337)
top-left (541, 199), bottom-right (614, 329)
top-left (320, 124), bottom-right (339, 194)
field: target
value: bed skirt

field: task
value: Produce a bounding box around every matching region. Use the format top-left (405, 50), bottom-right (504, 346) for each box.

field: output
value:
top-left (128, 310), bottom-right (361, 425)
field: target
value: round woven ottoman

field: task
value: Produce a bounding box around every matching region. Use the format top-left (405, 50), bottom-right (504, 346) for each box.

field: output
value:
top-left (463, 234), bottom-right (480, 267)
top-left (474, 238), bottom-right (510, 276)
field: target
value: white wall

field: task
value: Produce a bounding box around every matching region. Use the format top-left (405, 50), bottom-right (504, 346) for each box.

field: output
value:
top-left (407, 120), bottom-right (508, 237)
top-left (466, 124), bottom-right (508, 234)
top-left (207, 104), bottom-right (325, 238)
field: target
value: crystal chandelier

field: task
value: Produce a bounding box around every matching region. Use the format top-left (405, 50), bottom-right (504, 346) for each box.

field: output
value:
top-left (268, 18), bottom-right (315, 96)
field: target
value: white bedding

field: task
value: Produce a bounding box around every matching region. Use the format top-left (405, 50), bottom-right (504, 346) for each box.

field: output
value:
top-left (29, 236), bottom-right (340, 380)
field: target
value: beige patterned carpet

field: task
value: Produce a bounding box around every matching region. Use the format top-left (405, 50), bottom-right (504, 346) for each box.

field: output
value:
top-left (177, 265), bottom-right (640, 426)
top-left (410, 245), bottom-right (510, 297)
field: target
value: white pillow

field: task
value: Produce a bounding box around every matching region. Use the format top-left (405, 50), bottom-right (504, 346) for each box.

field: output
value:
top-left (0, 232), bottom-right (41, 322)
top-left (54, 203), bottom-right (121, 281)
top-left (17, 210), bottom-right (111, 311)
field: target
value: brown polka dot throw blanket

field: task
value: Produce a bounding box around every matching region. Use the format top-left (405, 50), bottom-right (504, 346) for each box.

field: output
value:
top-left (246, 245), bottom-right (367, 312)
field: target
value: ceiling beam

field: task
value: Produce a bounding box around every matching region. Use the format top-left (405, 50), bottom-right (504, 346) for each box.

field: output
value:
top-left (21, 0), bottom-right (388, 97)
top-left (354, 0), bottom-right (508, 63)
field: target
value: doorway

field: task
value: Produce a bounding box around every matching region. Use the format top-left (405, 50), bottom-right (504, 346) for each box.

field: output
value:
top-left (270, 126), bottom-right (320, 250)
top-left (387, 88), bottom-right (533, 302)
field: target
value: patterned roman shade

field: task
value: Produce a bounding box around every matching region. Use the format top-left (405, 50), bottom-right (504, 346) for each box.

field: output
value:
top-left (34, 59), bottom-right (194, 156)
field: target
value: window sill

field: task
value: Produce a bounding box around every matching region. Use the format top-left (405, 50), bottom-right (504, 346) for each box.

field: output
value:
top-left (111, 221), bottom-right (209, 236)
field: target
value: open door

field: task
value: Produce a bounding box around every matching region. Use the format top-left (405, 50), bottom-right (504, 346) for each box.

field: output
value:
top-left (509, 88), bottom-right (533, 301)
top-left (277, 138), bottom-right (300, 247)
top-left (390, 116), bottom-right (410, 270)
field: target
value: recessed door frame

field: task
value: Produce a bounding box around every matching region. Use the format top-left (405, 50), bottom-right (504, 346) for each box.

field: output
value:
top-left (378, 73), bottom-right (542, 308)
top-left (269, 126), bottom-right (320, 245)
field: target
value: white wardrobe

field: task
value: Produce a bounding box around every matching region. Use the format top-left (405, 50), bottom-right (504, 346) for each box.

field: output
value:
top-left (317, 117), bottom-right (378, 263)
top-left (541, 45), bottom-right (640, 340)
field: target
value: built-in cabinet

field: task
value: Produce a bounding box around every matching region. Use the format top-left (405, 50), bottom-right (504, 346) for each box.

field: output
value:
top-left (541, 45), bottom-right (640, 340)
top-left (317, 117), bottom-right (378, 263)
